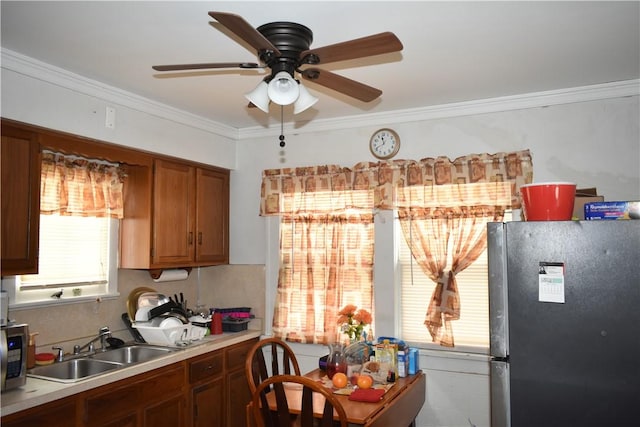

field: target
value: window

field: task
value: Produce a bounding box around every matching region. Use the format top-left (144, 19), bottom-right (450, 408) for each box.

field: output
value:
top-left (11, 215), bottom-right (119, 305)
top-left (398, 212), bottom-right (512, 350)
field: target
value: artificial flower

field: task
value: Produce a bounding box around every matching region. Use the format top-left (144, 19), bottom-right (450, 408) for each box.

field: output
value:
top-left (337, 304), bottom-right (372, 342)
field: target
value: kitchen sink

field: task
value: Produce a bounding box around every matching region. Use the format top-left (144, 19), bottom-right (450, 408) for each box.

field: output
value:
top-left (28, 358), bottom-right (123, 383)
top-left (28, 344), bottom-right (178, 383)
top-left (91, 345), bottom-right (175, 364)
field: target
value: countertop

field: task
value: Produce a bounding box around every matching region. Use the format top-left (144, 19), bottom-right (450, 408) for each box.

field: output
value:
top-left (1, 329), bottom-right (261, 417)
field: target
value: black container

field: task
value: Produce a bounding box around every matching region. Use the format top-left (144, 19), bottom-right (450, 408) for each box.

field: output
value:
top-left (222, 318), bottom-right (250, 332)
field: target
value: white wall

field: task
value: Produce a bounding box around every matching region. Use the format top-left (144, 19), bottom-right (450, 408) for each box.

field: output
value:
top-left (3, 51), bottom-right (639, 427)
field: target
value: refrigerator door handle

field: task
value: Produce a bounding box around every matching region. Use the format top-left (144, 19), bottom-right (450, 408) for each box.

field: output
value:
top-left (490, 359), bottom-right (511, 427)
top-left (488, 222), bottom-right (509, 358)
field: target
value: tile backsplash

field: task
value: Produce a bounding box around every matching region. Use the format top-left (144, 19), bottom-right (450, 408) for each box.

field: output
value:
top-left (8, 264), bottom-right (265, 354)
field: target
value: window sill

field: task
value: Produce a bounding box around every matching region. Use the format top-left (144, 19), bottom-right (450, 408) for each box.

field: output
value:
top-left (8, 292), bottom-right (120, 311)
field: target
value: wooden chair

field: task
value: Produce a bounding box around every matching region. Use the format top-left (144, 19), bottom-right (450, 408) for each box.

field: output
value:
top-left (245, 337), bottom-right (302, 427)
top-left (251, 374), bottom-right (348, 427)
top-left (245, 337), bottom-right (301, 394)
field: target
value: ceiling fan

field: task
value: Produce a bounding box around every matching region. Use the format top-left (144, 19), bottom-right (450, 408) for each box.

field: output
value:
top-left (152, 11), bottom-right (403, 114)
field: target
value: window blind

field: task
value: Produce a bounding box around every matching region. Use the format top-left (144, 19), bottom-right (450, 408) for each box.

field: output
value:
top-left (399, 212), bottom-right (512, 348)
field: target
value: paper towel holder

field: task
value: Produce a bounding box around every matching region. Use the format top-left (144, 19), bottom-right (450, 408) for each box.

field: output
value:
top-left (148, 268), bottom-right (192, 281)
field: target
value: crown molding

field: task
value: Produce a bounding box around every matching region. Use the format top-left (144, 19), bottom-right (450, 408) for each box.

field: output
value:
top-left (3, 48), bottom-right (638, 141)
top-left (238, 79), bottom-right (640, 139)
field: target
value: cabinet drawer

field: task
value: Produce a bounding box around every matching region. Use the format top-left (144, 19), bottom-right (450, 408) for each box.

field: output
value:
top-left (226, 338), bottom-right (257, 372)
top-left (2, 395), bottom-right (78, 427)
top-left (190, 350), bottom-right (224, 383)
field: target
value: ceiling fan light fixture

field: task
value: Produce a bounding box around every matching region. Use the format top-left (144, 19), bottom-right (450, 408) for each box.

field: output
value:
top-left (244, 81), bottom-right (270, 113)
top-left (267, 71), bottom-right (299, 106)
top-left (293, 83), bottom-right (319, 114)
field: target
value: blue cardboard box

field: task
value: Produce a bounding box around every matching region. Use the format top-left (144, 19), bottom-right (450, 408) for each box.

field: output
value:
top-left (584, 201), bottom-right (640, 220)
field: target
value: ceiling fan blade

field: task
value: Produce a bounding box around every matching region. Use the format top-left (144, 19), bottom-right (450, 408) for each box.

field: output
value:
top-left (300, 32), bottom-right (403, 65)
top-left (152, 62), bottom-right (261, 71)
top-left (208, 11), bottom-right (281, 55)
top-left (300, 68), bottom-right (382, 102)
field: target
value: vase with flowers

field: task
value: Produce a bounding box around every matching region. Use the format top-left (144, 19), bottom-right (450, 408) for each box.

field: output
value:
top-left (337, 304), bottom-right (373, 385)
top-left (337, 304), bottom-right (372, 343)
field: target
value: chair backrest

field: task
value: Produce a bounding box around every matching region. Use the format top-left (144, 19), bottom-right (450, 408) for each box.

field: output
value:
top-left (245, 337), bottom-right (301, 394)
top-left (252, 374), bottom-right (348, 427)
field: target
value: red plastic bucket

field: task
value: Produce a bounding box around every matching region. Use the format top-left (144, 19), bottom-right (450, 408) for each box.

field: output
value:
top-left (520, 182), bottom-right (576, 221)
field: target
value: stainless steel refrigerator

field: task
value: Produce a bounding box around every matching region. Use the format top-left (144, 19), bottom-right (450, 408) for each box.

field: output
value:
top-left (488, 220), bottom-right (640, 427)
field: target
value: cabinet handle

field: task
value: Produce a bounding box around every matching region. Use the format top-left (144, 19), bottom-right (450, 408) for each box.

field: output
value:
top-left (198, 232), bottom-right (202, 245)
top-left (189, 232), bottom-right (193, 245)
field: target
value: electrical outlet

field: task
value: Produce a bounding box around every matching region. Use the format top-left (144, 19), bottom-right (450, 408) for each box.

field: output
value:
top-left (105, 106), bottom-right (116, 129)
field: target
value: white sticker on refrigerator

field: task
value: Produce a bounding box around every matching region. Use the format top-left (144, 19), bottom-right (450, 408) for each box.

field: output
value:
top-left (538, 262), bottom-right (565, 303)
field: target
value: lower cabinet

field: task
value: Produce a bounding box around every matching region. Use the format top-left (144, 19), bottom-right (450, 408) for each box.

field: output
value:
top-left (188, 338), bottom-right (256, 427)
top-left (1, 394), bottom-right (80, 427)
top-left (1, 338), bottom-right (258, 427)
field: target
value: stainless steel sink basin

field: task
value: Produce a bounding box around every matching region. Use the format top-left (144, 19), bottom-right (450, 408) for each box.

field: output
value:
top-left (28, 358), bottom-right (123, 383)
top-left (28, 344), bottom-right (177, 383)
top-left (91, 345), bottom-right (175, 364)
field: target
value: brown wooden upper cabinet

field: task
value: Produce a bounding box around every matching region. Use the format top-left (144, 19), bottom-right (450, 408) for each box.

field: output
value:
top-left (120, 159), bottom-right (229, 269)
top-left (1, 123), bottom-right (41, 276)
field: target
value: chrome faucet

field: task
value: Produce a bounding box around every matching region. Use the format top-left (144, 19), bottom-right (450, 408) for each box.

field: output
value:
top-left (73, 326), bottom-right (112, 355)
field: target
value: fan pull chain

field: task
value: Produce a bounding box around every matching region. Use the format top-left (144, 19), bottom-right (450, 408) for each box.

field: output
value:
top-left (279, 105), bottom-right (286, 147)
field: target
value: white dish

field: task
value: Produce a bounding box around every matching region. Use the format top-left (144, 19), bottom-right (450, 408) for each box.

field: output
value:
top-left (135, 306), bottom-right (152, 322)
top-left (159, 316), bottom-right (182, 328)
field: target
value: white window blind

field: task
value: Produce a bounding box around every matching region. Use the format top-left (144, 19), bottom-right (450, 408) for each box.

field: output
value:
top-left (13, 215), bottom-right (118, 304)
top-left (399, 212), bottom-right (512, 349)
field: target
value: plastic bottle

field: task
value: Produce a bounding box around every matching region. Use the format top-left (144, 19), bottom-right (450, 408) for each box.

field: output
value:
top-left (27, 332), bottom-right (39, 369)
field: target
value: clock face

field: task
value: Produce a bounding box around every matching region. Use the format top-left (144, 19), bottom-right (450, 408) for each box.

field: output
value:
top-left (370, 128), bottom-right (400, 159)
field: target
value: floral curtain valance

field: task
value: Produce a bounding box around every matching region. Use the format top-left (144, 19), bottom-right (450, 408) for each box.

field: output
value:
top-left (40, 152), bottom-right (127, 218)
top-left (260, 149), bottom-right (533, 216)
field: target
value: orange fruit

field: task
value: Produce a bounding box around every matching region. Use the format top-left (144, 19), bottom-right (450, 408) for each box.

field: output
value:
top-left (332, 372), bottom-right (348, 388)
top-left (356, 374), bottom-right (374, 390)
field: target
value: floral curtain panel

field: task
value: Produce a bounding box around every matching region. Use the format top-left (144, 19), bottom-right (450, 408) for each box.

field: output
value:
top-left (272, 212), bottom-right (374, 344)
top-left (262, 165), bottom-right (376, 344)
top-left (40, 152), bottom-right (127, 218)
top-left (260, 149), bottom-right (533, 346)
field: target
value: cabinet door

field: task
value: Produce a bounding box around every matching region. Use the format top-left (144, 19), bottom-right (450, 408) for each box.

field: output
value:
top-left (226, 368), bottom-right (252, 427)
top-left (152, 159), bottom-right (195, 265)
top-left (225, 339), bottom-right (257, 427)
top-left (193, 377), bottom-right (225, 427)
top-left (1, 123), bottom-right (41, 275)
top-left (143, 394), bottom-right (186, 427)
top-left (195, 168), bottom-right (229, 264)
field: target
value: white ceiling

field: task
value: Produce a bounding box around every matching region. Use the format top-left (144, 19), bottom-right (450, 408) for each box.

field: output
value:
top-left (2, 1), bottom-right (639, 131)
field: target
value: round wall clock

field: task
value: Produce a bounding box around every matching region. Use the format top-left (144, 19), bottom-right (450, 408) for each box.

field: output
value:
top-left (369, 128), bottom-right (400, 160)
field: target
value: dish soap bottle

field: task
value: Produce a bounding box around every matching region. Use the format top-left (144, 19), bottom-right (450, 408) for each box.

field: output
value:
top-left (27, 332), bottom-right (39, 369)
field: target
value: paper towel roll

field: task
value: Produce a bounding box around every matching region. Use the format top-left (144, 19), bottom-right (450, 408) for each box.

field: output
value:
top-left (152, 269), bottom-right (189, 283)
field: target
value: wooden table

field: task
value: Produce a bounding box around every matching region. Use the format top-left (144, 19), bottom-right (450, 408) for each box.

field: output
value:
top-left (261, 369), bottom-right (426, 427)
